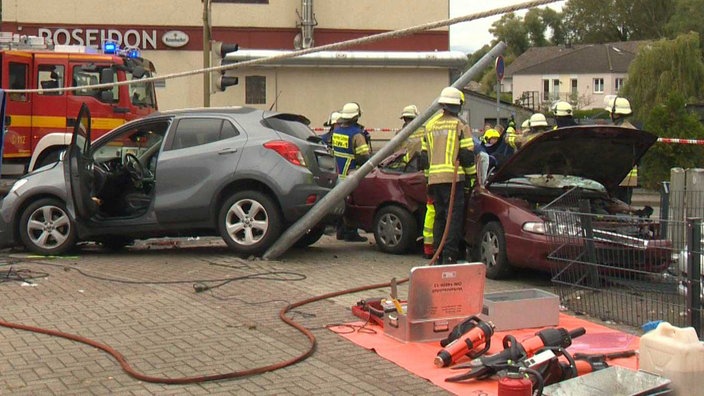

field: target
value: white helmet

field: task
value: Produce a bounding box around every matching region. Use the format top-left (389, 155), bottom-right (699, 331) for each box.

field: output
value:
top-left (339, 102), bottom-right (361, 119)
top-left (605, 97), bottom-right (632, 115)
top-left (554, 101), bottom-right (573, 117)
top-left (438, 87), bottom-right (464, 105)
top-left (529, 113), bottom-right (548, 127)
top-left (324, 111), bottom-right (341, 127)
top-left (521, 119), bottom-right (530, 129)
top-left (401, 105), bottom-right (419, 119)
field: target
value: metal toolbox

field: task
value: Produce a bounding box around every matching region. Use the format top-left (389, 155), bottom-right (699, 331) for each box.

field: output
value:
top-left (479, 288), bottom-right (559, 331)
top-left (383, 263), bottom-right (486, 343)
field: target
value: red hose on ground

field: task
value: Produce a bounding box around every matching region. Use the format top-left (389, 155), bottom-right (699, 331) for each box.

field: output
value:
top-left (0, 276), bottom-right (409, 384)
top-left (0, 157), bottom-right (462, 384)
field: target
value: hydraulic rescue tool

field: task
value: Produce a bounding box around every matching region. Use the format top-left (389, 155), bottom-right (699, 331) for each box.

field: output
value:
top-left (446, 327), bottom-right (586, 382)
top-left (434, 316), bottom-right (495, 367)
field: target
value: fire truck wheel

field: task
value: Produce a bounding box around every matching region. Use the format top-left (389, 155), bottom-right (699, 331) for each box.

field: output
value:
top-left (18, 198), bottom-right (77, 255)
top-left (479, 221), bottom-right (513, 279)
top-left (218, 190), bottom-right (282, 256)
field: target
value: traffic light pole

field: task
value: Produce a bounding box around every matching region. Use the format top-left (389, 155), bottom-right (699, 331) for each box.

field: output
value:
top-left (203, 0), bottom-right (212, 107)
top-left (263, 41), bottom-right (508, 260)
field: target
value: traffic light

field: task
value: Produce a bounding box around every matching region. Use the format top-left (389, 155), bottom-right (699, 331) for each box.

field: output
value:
top-left (211, 41), bottom-right (239, 92)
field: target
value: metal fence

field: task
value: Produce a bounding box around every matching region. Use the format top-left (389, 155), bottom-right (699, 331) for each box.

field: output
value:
top-left (543, 183), bottom-right (702, 338)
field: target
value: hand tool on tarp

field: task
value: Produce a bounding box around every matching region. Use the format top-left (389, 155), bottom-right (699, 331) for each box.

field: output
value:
top-left (445, 327), bottom-right (586, 382)
top-left (434, 316), bottom-right (495, 367)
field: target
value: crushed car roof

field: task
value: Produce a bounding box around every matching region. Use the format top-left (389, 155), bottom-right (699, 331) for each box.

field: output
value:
top-left (489, 125), bottom-right (658, 191)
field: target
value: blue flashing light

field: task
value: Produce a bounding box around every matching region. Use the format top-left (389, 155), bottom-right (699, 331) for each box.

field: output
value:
top-left (103, 40), bottom-right (118, 54)
top-left (126, 48), bottom-right (141, 59)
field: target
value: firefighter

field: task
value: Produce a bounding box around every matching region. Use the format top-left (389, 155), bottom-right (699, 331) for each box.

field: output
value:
top-left (504, 119), bottom-right (519, 150)
top-left (520, 118), bottom-right (531, 135)
top-left (399, 104), bottom-right (419, 129)
top-left (398, 105), bottom-right (424, 163)
top-left (481, 128), bottom-right (514, 170)
top-left (420, 87), bottom-right (474, 264)
top-left (333, 102), bottom-right (371, 242)
top-left (606, 97), bottom-right (638, 204)
top-left (554, 101), bottom-right (577, 128)
top-left (517, 113), bottom-right (550, 149)
top-left (320, 110), bottom-right (341, 148)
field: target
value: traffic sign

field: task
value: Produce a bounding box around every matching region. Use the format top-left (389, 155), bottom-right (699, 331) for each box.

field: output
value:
top-left (495, 55), bottom-right (505, 81)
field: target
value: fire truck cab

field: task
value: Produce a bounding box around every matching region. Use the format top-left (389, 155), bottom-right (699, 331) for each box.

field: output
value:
top-left (1, 33), bottom-right (158, 176)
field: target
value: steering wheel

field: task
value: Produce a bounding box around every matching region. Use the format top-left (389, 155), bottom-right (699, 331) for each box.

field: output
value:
top-left (123, 153), bottom-right (145, 181)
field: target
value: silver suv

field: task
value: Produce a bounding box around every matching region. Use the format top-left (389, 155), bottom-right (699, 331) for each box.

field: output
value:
top-left (0, 105), bottom-right (342, 255)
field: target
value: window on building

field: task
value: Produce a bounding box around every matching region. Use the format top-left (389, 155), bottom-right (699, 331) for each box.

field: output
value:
top-left (593, 78), bottom-right (604, 93)
top-left (615, 78), bottom-right (625, 93)
top-left (571, 79), bottom-right (578, 95)
top-left (245, 75), bottom-right (267, 105)
top-left (9, 62), bottom-right (28, 102)
top-left (38, 64), bottom-right (65, 96)
top-left (542, 79), bottom-right (550, 101)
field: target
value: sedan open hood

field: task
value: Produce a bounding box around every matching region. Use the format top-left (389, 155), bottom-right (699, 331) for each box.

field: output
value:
top-left (489, 126), bottom-right (658, 191)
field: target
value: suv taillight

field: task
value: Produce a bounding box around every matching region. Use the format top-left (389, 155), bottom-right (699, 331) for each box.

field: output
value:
top-left (263, 140), bottom-right (307, 167)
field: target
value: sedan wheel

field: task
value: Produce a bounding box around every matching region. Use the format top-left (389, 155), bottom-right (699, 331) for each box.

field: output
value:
top-left (373, 205), bottom-right (417, 254)
top-left (219, 190), bottom-right (282, 256)
top-left (479, 221), bottom-right (512, 279)
top-left (19, 198), bottom-right (77, 255)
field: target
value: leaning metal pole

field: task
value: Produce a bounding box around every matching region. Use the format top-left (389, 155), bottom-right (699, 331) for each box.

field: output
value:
top-left (263, 42), bottom-right (508, 260)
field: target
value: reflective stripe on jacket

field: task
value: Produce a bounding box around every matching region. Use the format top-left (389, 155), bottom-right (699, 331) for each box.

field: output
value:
top-left (614, 118), bottom-right (638, 187)
top-left (332, 124), bottom-right (370, 178)
top-left (421, 114), bottom-right (473, 185)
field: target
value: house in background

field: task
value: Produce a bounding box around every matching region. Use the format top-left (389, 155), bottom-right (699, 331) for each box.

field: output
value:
top-left (504, 41), bottom-right (646, 112)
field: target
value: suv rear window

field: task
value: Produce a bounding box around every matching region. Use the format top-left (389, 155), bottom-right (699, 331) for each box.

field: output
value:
top-left (263, 114), bottom-right (315, 140)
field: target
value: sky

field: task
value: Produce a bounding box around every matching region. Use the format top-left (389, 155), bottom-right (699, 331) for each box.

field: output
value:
top-left (449, 0), bottom-right (565, 53)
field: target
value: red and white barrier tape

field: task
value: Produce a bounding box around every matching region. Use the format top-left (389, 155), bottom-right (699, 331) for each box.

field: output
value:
top-left (657, 138), bottom-right (704, 145)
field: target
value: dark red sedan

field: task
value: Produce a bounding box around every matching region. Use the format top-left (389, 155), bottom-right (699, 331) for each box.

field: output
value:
top-left (346, 126), bottom-right (672, 279)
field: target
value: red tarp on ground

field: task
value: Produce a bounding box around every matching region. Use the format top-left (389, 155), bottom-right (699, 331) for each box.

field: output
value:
top-left (329, 313), bottom-right (640, 396)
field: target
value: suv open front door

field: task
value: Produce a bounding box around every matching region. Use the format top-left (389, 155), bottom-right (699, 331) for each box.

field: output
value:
top-left (64, 103), bottom-right (97, 221)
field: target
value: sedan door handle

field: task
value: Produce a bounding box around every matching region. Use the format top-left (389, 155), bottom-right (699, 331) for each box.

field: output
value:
top-left (218, 148), bottom-right (238, 155)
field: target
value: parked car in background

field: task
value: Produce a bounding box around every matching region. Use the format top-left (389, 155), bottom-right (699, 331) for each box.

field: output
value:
top-left (467, 125), bottom-right (672, 279)
top-left (344, 151), bottom-right (426, 254)
top-left (0, 105), bottom-right (342, 255)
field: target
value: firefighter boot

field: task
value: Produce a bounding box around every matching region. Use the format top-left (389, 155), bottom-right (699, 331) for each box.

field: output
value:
top-left (423, 243), bottom-right (435, 259)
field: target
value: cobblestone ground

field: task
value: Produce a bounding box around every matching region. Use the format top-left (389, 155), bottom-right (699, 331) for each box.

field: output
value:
top-left (0, 234), bottom-right (640, 395)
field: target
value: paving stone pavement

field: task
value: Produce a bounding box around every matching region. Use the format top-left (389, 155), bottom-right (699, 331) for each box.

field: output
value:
top-left (0, 235), bottom-right (460, 395)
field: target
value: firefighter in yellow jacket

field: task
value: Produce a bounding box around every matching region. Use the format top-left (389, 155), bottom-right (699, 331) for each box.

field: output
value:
top-left (420, 87), bottom-right (474, 264)
top-left (606, 97), bottom-right (638, 204)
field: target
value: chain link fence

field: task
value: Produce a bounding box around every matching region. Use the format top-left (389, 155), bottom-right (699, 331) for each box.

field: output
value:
top-left (543, 182), bottom-right (702, 338)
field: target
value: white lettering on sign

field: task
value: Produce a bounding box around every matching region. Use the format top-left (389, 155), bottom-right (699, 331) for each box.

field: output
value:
top-left (38, 28), bottom-right (159, 50)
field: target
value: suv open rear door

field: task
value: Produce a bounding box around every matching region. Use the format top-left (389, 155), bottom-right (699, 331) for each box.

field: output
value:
top-left (64, 103), bottom-right (97, 220)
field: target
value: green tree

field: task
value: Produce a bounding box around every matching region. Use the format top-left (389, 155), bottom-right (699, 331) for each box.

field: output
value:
top-left (562, 0), bottom-right (672, 43)
top-left (489, 12), bottom-right (530, 56)
top-left (639, 93), bottom-right (704, 188)
top-left (620, 32), bottom-right (704, 188)
top-left (665, 0), bottom-right (704, 49)
top-left (621, 32), bottom-right (704, 121)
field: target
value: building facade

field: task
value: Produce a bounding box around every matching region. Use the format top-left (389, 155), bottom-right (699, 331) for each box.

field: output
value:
top-left (2, 0), bottom-right (464, 130)
top-left (504, 42), bottom-right (643, 112)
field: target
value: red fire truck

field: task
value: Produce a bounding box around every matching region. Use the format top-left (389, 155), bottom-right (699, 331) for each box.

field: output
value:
top-left (1, 33), bottom-right (158, 176)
